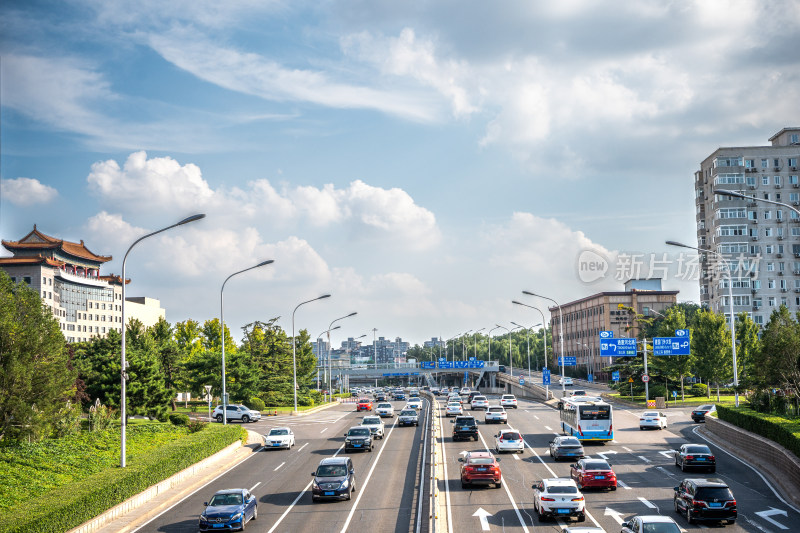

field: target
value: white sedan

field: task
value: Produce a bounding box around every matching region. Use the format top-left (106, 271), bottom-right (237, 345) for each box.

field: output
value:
top-left (495, 428), bottom-right (524, 454)
top-left (485, 406), bottom-right (508, 424)
top-left (500, 394), bottom-right (518, 409)
top-left (375, 402), bottom-right (394, 418)
top-left (445, 402), bottom-right (463, 417)
top-left (639, 411), bottom-right (668, 430)
top-left (263, 427), bottom-right (295, 449)
top-left (406, 398), bottom-right (423, 410)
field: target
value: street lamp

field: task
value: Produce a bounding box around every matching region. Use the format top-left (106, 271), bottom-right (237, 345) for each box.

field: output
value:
top-left (446, 334), bottom-right (459, 363)
top-left (220, 259), bottom-right (275, 426)
top-left (292, 294), bottom-right (331, 413)
top-left (326, 312), bottom-right (357, 400)
top-left (495, 325), bottom-right (512, 376)
top-left (488, 326), bottom-right (501, 364)
top-left (461, 330), bottom-right (472, 361)
top-left (316, 325), bottom-right (341, 392)
top-left (473, 328), bottom-right (485, 359)
top-left (576, 341), bottom-right (594, 381)
top-left (523, 291), bottom-right (566, 396)
top-left (120, 213), bottom-right (205, 467)
top-left (512, 321), bottom-right (542, 379)
top-left (666, 239), bottom-right (739, 407)
top-left (512, 300), bottom-right (549, 370)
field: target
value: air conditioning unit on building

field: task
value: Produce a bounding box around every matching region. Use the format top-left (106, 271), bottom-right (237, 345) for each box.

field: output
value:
top-left (752, 236), bottom-right (759, 241)
top-left (782, 288), bottom-right (788, 292)
top-left (775, 167), bottom-right (781, 172)
top-left (778, 236), bottom-right (784, 240)
top-left (779, 271), bottom-right (784, 275)
top-left (748, 185), bottom-right (756, 190)
top-left (777, 253), bottom-right (783, 258)
top-left (752, 305), bottom-right (760, 310)
top-left (752, 219), bottom-right (758, 223)
top-left (794, 183), bottom-right (800, 188)
top-left (751, 288), bottom-right (758, 293)
top-left (747, 202), bottom-right (757, 207)
top-left (776, 184), bottom-right (783, 189)
top-left (795, 288), bottom-right (800, 293)
top-left (793, 167), bottom-right (798, 171)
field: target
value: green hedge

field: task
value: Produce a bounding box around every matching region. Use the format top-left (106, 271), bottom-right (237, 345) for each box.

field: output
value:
top-left (716, 405), bottom-right (800, 459)
top-left (0, 424), bottom-right (245, 533)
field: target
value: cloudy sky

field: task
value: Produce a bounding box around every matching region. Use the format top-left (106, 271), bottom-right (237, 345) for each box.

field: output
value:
top-left (2, 1), bottom-right (799, 346)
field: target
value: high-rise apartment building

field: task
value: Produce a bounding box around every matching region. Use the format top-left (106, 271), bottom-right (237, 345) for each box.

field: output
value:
top-left (695, 127), bottom-right (800, 326)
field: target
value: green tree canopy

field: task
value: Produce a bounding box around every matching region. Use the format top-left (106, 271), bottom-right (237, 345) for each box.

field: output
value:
top-left (692, 309), bottom-right (732, 400)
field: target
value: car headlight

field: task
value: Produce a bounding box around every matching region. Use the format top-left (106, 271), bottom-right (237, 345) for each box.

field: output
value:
top-left (231, 512), bottom-right (242, 521)
top-left (200, 513), bottom-right (208, 521)
top-left (340, 478), bottom-right (349, 488)
top-left (312, 481), bottom-right (320, 490)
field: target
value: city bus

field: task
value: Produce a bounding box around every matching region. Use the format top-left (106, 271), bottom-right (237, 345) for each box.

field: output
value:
top-left (559, 397), bottom-right (613, 442)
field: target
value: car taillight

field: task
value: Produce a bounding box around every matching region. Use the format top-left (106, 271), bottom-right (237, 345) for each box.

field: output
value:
top-left (499, 437), bottom-right (503, 441)
top-left (709, 455), bottom-right (715, 461)
top-left (726, 500), bottom-right (737, 507)
top-left (685, 455), bottom-right (695, 460)
top-left (571, 496), bottom-right (584, 502)
top-left (639, 418), bottom-right (646, 421)
top-left (541, 497), bottom-right (555, 501)
top-left (692, 500), bottom-right (707, 508)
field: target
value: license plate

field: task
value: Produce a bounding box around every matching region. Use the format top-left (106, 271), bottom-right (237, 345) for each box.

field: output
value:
top-left (213, 525), bottom-right (223, 528)
top-left (324, 491), bottom-right (334, 496)
top-left (507, 439), bottom-right (516, 442)
top-left (556, 508), bottom-right (570, 514)
top-left (354, 444), bottom-right (361, 447)
top-left (461, 427), bottom-right (469, 430)
top-left (595, 475), bottom-right (605, 479)
top-left (477, 467), bottom-right (486, 471)
top-left (709, 502), bottom-right (722, 507)
top-left (696, 457), bottom-right (706, 461)
top-left (272, 442), bottom-right (280, 446)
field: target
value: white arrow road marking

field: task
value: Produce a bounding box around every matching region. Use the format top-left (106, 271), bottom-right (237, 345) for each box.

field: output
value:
top-left (638, 497), bottom-right (657, 509)
top-left (617, 480), bottom-right (631, 490)
top-left (638, 455), bottom-right (651, 463)
top-left (473, 508), bottom-right (492, 531)
top-left (755, 508), bottom-right (789, 530)
top-left (659, 451), bottom-right (674, 459)
top-left (596, 451), bottom-right (617, 460)
top-left (605, 507), bottom-right (625, 525)
top-left (273, 462), bottom-right (285, 471)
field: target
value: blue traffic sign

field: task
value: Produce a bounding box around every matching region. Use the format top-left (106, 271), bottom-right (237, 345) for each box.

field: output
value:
top-left (421, 362), bottom-right (435, 369)
top-left (675, 329), bottom-right (690, 338)
top-left (599, 330), bottom-right (614, 339)
top-left (519, 377), bottom-right (525, 385)
top-left (542, 369), bottom-right (551, 385)
top-left (653, 337), bottom-right (691, 356)
top-left (558, 356), bottom-right (577, 366)
top-left (587, 374), bottom-right (593, 383)
top-left (672, 390), bottom-right (678, 397)
top-left (600, 338), bottom-right (637, 356)
top-left (612, 371), bottom-right (620, 382)
top-left (437, 361), bottom-right (453, 369)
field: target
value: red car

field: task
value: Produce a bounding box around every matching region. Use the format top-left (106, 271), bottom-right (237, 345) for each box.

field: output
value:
top-left (569, 458), bottom-right (617, 490)
top-left (459, 451), bottom-right (502, 489)
top-left (356, 398), bottom-right (373, 411)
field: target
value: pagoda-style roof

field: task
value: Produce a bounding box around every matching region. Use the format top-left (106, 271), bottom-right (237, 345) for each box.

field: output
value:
top-left (2, 225), bottom-right (112, 263)
top-left (0, 256), bottom-right (65, 267)
top-left (99, 274), bottom-right (129, 285)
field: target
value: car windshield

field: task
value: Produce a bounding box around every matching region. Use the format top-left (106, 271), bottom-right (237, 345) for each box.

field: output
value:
top-left (363, 418), bottom-right (379, 425)
top-left (696, 487), bottom-right (733, 500)
top-left (502, 396), bottom-right (515, 400)
top-left (448, 403), bottom-right (461, 408)
top-left (456, 418), bottom-right (475, 425)
top-left (502, 432), bottom-right (521, 440)
top-left (642, 523), bottom-right (680, 533)
top-left (548, 485), bottom-right (578, 494)
top-left (317, 465), bottom-right (348, 477)
top-left (469, 457), bottom-right (495, 465)
top-left (474, 397), bottom-right (486, 401)
top-left (377, 403), bottom-right (392, 408)
top-left (400, 410), bottom-right (416, 416)
top-left (560, 438), bottom-right (581, 446)
top-left (698, 405), bottom-right (714, 411)
top-left (210, 493), bottom-right (243, 506)
top-left (643, 412), bottom-right (659, 417)
top-left (685, 445), bottom-right (711, 454)
top-left (488, 407), bottom-right (504, 412)
top-left (269, 429), bottom-right (288, 436)
top-left (584, 461), bottom-right (611, 471)
top-left (348, 428), bottom-right (370, 437)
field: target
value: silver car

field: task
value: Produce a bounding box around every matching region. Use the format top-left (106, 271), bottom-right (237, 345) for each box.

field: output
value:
top-left (360, 415), bottom-right (385, 439)
top-left (484, 406), bottom-right (508, 424)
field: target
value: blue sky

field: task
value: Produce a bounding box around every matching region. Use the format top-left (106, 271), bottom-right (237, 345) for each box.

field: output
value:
top-left (2, 1), bottom-right (799, 345)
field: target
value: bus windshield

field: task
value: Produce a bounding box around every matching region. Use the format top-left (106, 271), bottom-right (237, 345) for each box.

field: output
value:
top-left (579, 405), bottom-right (611, 420)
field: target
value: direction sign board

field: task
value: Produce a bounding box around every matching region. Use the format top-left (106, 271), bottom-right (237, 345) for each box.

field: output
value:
top-left (587, 374), bottom-right (593, 383)
top-left (421, 362), bottom-right (435, 369)
top-left (599, 338), bottom-right (637, 356)
top-left (653, 337), bottom-right (691, 356)
top-left (542, 369), bottom-right (551, 385)
top-left (612, 371), bottom-right (620, 382)
top-left (558, 356), bottom-right (577, 366)
top-left (437, 361), bottom-right (453, 369)
top-left (599, 330), bottom-right (614, 339)
top-left (672, 390), bottom-right (678, 397)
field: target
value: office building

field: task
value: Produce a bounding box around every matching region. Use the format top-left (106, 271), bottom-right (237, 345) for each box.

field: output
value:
top-left (695, 127), bottom-right (800, 325)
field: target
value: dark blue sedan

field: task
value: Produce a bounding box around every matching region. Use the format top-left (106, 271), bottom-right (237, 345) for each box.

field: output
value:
top-left (198, 488), bottom-right (257, 531)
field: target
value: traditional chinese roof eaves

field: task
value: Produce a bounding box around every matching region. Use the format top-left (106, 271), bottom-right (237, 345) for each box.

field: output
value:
top-left (99, 274), bottom-right (130, 285)
top-left (2, 225), bottom-right (112, 263)
top-left (0, 256), bottom-right (65, 267)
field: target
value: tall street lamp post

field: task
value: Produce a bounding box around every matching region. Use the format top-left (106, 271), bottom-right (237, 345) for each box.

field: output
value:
top-left (220, 259), bottom-right (274, 426)
top-left (446, 334), bottom-right (459, 363)
top-left (488, 326), bottom-right (501, 364)
top-left (495, 325), bottom-right (512, 376)
top-left (523, 291), bottom-right (566, 397)
top-left (461, 330), bottom-right (472, 361)
top-left (512, 321), bottom-right (542, 380)
top-left (326, 312), bottom-right (357, 400)
top-left (316, 325), bottom-right (341, 393)
top-left (292, 294), bottom-right (331, 413)
top-left (473, 328), bottom-right (485, 359)
top-left (667, 239), bottom-right (739, 407)
top-left (120, 213), bottom-right (205, 467)
top-left (512, 301), bottom-right (549, 370)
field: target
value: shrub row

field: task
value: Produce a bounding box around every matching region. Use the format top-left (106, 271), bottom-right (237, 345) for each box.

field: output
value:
top-left (0, 424), bottom-right (245, 533)
top-left (716, 405), bottom-right (800, 460)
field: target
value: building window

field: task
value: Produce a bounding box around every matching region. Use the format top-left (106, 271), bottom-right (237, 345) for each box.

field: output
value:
top-left (745, 158), bottom-right (755, 168)
top-left (775, 176), bottom-right (782, 186)
top-left (768, 280), bottom-right (775, 289)
top-left (791, 134), bottom-right (799, 144)
top-left (763, 176), bottom-right (770, 186)
top-left (790, 158), bottom-right (798, 167)
top-left (753, 280), bottom-right (761, 289)
top-left (718, 225), bottom-right (747, 236)
top-left (774, 158), bottom-right (781, 168)
top-left (769, 297), bottom-right (776, 307)
top-left (791, 175), bottom-right (799, 185)
top-left (765, 211), bottom-right (772, 220)
top-left (754, 315), bottom-right (764, 325)
top-left (746, 176), bottom-right (756, 186)
top-left (762, 158), bottom-right (769, 168)
top-left (767, 263), bottom-right (775, 272)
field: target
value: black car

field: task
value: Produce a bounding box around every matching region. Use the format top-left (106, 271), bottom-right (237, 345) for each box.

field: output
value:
top-left (674, 478), bottom-right (737, 525)
top-left (451, 415), bottom-right (479, 441)
top-left (344, 426), bottom-right (374, 452)
top-left (198, 488), bottom-right (257, 531)
top-left (311, 457), bottom-right (355, 502)
top-left (691, 404), bottom-right (716, 423)
top-left (675, 444), bottom-right (716, 472)
top-left (549, 436), bottom-right (585, 461)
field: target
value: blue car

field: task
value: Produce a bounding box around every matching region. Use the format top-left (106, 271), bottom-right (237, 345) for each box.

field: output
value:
top-left (199, 488), bottom-right (257, 531)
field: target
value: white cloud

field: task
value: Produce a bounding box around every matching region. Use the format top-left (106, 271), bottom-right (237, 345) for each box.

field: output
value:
top-left (0, 177), bottom-right (58, 206)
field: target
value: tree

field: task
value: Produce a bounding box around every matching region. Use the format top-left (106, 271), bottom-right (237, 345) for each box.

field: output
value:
top-left (174, 319), bottom-right (204, 359)
top-left (149, 317), bottom-right (183, 410)
top-left (650, 307), bottom-right (695, 400)
top-left (753, 306), bottom-right (800, 400)
top-left (692, 309), bottom-right (732, 400)
top-left (201, 318), bottom-right (238, 354)
top-left (735, 311), bottom-right (760, 389)
top-left (0, 271), bottom-right (78, 441)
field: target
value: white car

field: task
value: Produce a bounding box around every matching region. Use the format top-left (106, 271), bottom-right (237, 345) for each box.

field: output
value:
top-left (495, 428), bottom-right (524, 454)
top-left (263, 427), bottom-right (295, 449)
top-left (485, 406), bottom-right (508, 424)
top-left (639, 411), bottom-right (668, 430)
top-left (470, 396), bottom-right (489, 410)
top-left (375, 402), bottom-right (394, 417)
top-left (460, 387), bottom-right (471, 395)
top-left (532, 478), bottom-right (585, 523)
top-left (621, 515), bottom-right (681, 533)
top-left (213, 404), bottom-right (261, 423)
top-left (361, 415), bottom-right (385, 439)
top-left (500, 394), bottom-right (518, 409)
top-left (448, 394), bottom-right (463, 404)
top-left (560, 377), bottom-right (574, 386)
top-left (446, 402), bottom-right (463, 417)
top-left (406, 398), bottom-right (423, 410)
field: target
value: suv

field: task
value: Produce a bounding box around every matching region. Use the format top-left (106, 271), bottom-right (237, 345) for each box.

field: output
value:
top-left (500, 394), bottom-right (518, 409)
top-left (532, 478), bottom-right (586, 523)
top-left (344, 426), bottom-right (374, 452)
top-left (311, 457), bottom-right (355, 502)
top-left (451, 415), bottom-right (479, 441)
top-left (212, 404), bottom-right (261, 423)
top-left (673, 478), bottom-right (737, 525)
top-left (398, 409), bottom-right (419, 427)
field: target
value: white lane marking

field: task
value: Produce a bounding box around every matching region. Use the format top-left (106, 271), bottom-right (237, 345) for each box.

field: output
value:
top-left (605, 507), bottom-right (625, 524)
top-left (339, 418), bottom-right (400, 533)
top-left (659, 450), bottom-right (674, 459)
top-left (755, 508), bottom-right (789, 530)
top-left (273, 462), bottom-right (285, 471)
top-left (513, 453), bottom-right (520, 461)
top-left (656, 466), bottom-right (675, 478)
top-left (249, 481), bottom-right (261, 492)
top-left (638, 455), bottom-right (651, 463)
top-left (693, 426), bottom-right (800, 515)
top-left (476, 431), bottom-right (530, 532)
top-left (295, 442), bottom-right (308, 453)
top-left (617, 480), bottom-right (631, 490)
top-left (534, 415), bottom-right (540, 420)
top-left (130, 444), bottom-right (266, 532)
top-left (638, 496), bottom-right (657, 509)
top-left (438, 401), bottom-right (454, 533)
top-left (544, 425), bottom-right (553, 431)
top-left (622, 446), bottom-right (633, 453)
top-left (320, 427), bottom-right (328, 433)
top-left (473, 508), bottom-right (492, 531)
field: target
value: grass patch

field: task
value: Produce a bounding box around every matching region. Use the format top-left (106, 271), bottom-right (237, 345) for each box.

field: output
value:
top-left (605, 392), bottom-right (740, 408)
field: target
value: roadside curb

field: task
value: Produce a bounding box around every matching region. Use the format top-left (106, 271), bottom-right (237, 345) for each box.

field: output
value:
top-left (74, 429), bottom-right (263, 533)
top-left (289, 400), bottom-right (342, 417)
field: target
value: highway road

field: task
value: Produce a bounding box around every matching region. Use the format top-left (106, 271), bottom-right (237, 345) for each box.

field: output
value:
top-left (136, 392), bottom-right (799, 532)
